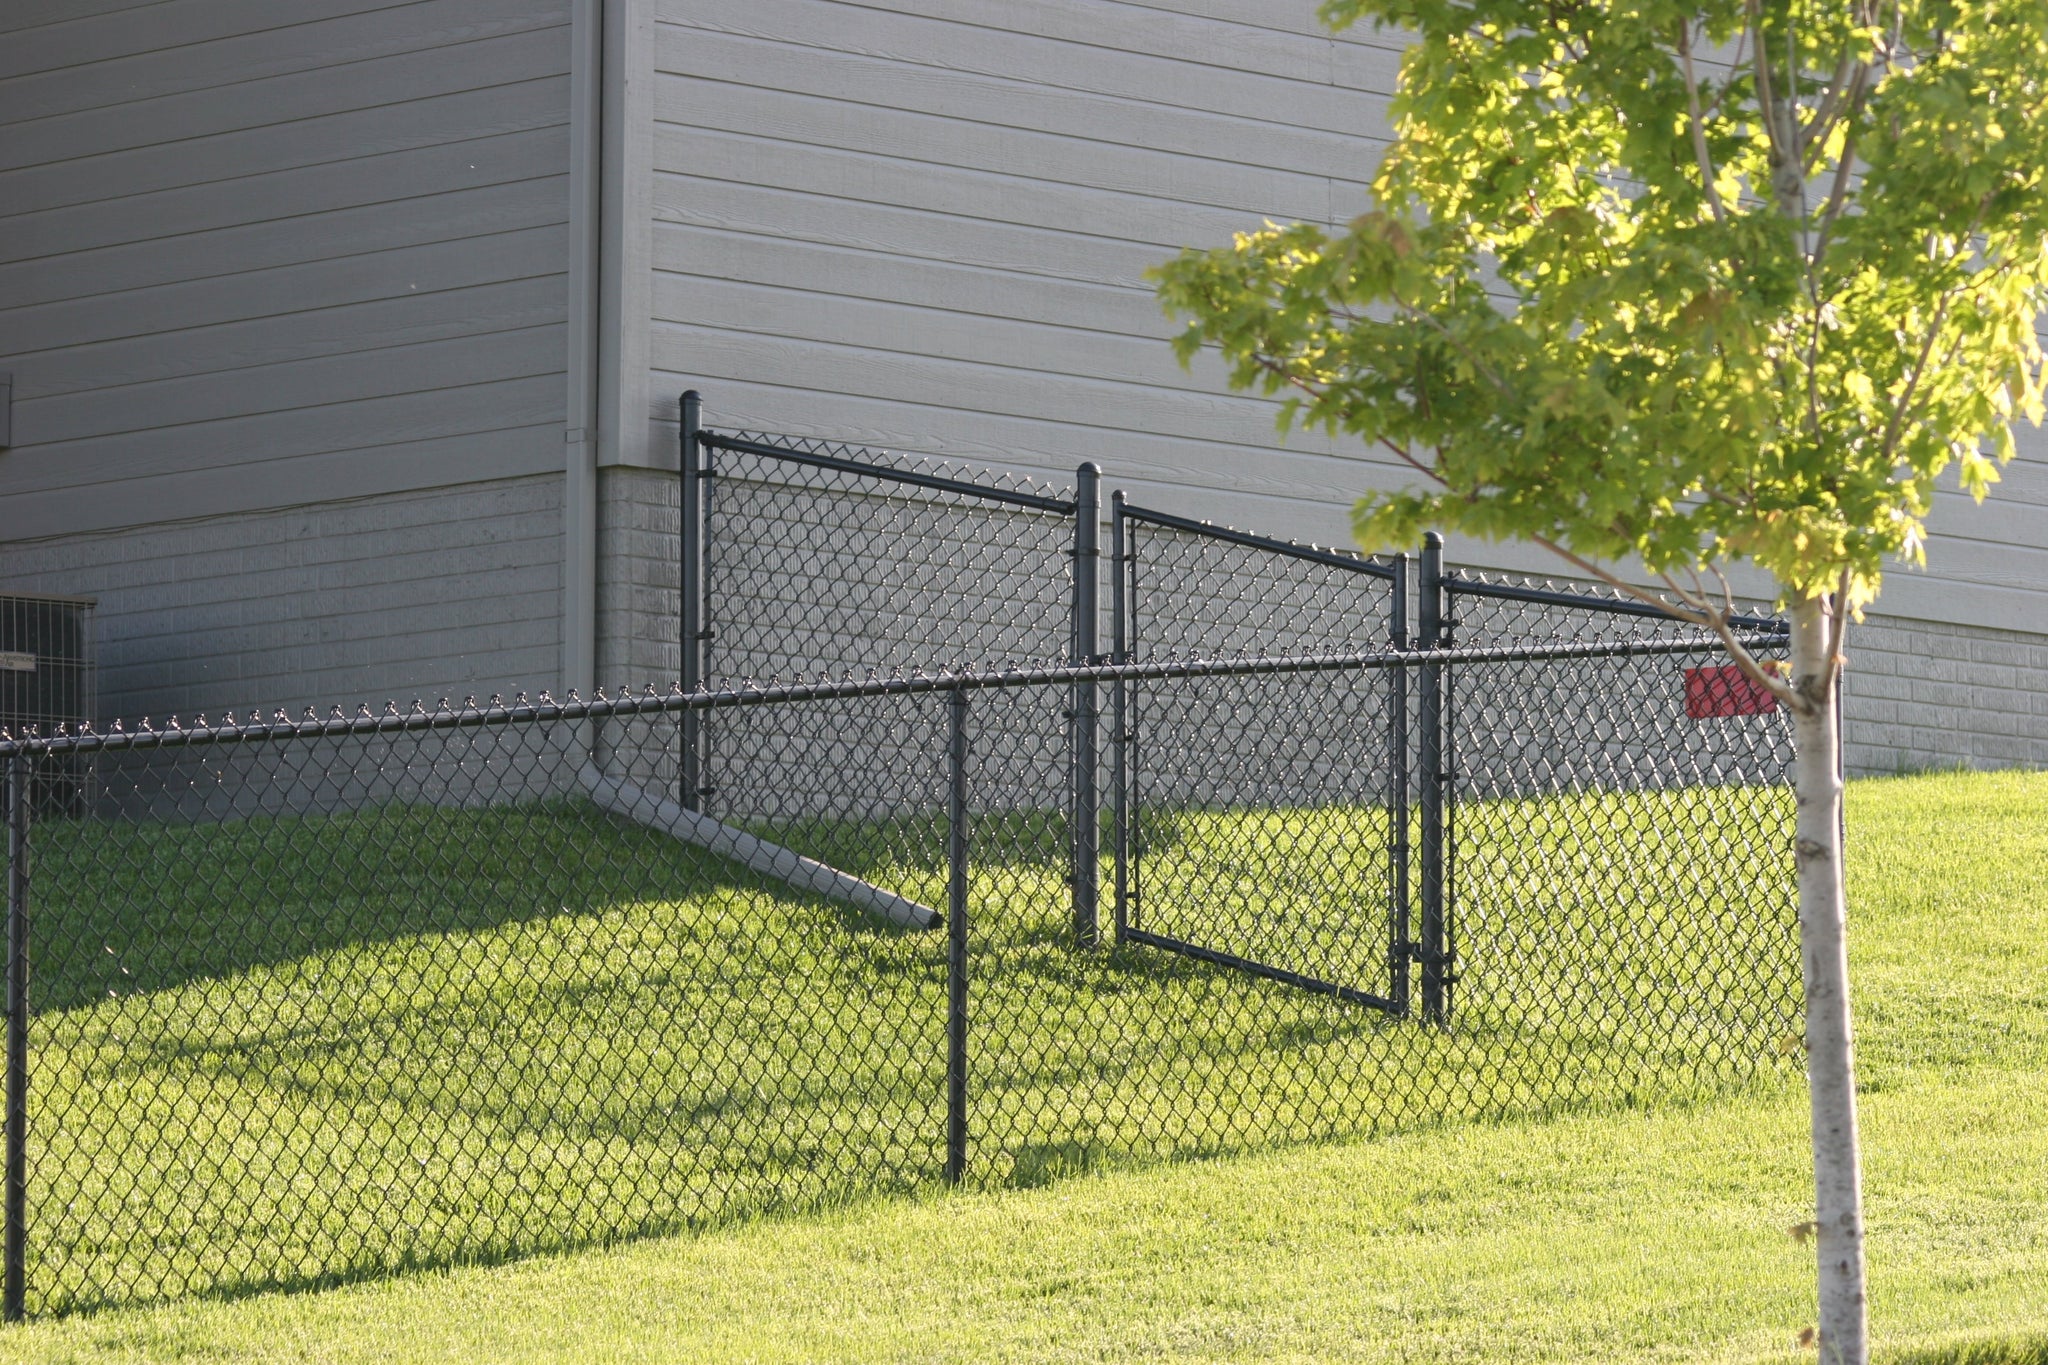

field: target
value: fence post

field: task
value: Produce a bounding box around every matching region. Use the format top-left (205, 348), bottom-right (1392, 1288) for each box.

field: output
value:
top-left (1389, 554), bottom-right (1412, 1018)
top-left (944, 689), bottom-right (970, 1186)
top-left (679, 390), bottom-right (703, 811)
top-left (4, 754), bottom-right (28, 1321)
top-left (1418, 532), bottom-right (1449, 1025)
top-left (1070, 464), bottom-right (1101, 948)
top-left (1109, 491), bottom-right (1129, 943)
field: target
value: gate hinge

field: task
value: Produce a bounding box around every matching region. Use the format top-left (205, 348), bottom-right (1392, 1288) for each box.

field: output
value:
top-left (1406, 943), bottom-right (1457, 974)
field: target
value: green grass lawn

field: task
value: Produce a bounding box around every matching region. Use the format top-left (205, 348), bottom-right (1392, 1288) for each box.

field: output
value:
top-left (18, 771), bottom-right (1793, 1317)
top-left (1, 768), bottom-right (2040, 1361)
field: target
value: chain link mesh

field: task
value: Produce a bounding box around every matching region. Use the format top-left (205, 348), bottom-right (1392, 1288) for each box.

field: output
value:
top-left (1434, 573), bottom-right (1801, 1093)
top-left (1118, 505), bottom-right (1400, 660)
top-left (691, 430), bottom-right (1087, 933)
top-left (0, 503), bottom-right (1798, 1318)
top-left (701, 432), bottom-right (1079, 686)
top-left (1111, 505), bottom-right (1409, 1010)
top-left (9, 696), bottom-right (957, 1315)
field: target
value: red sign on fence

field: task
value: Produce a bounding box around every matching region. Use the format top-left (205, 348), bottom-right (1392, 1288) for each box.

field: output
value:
top-left (1684, 665), bottom-right (1779, 718)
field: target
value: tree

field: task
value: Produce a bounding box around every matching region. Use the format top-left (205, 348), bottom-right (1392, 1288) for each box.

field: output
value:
top-left (1153, 4), bottom-right (2048, 1361)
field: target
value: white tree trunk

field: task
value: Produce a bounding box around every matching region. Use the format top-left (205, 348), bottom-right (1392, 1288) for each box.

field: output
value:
top-left (1787, 596), bottom-right (1867, 1365)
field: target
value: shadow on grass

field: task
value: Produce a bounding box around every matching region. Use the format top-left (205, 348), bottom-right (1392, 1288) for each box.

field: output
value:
top-left (29, 1106), bottom-right (1386, 1320)
top-left (39, 1178), bottom-right (923, 1321)
top-left (18, 789), bottom-right (1795, 1322)
top-left (27, 799), bottom-right (959, 1016)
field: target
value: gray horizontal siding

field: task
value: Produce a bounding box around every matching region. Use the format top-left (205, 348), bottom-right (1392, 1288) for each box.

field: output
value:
top-left (0, 0), bottom-right (575, 541)
top-left (645, 0), bottom-right (1379, 494)
top-left (645, 0), bottom-right (2048, 642)
top-left (0, 0), bottom-right (560, 121)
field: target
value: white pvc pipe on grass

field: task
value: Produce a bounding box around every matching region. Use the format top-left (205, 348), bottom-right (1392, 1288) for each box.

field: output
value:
top-left (577, 766), bottom-right (942, 931)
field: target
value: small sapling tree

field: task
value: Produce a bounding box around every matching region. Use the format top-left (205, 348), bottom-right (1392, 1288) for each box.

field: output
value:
top-left (1153, 3), bottom-right (2048, 1361)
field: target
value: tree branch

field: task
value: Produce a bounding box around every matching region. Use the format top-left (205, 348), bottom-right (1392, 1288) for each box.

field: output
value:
top-left (1872, 199), bottom-right (1999, 472)
top-left (1715, 615), bottom-right (1799, 705)
top-left (1875, 290), bottom-right (1958, 470)
top-left (1391, 292), bottom-right (1516, 399)
top-left (1677, 21), bottom-right (1729, 223)
top-left (1802, 53), bottom-right (1859, 175)
top-left (1529, 539), bottom-right (1708, 623)
top-left (1748, 0), bottom-right (1806, 219)
top-left (1659, 568), bottom-right (1798, 704)
top-left (1825, 565), bottom-right (1853, 678)
top-left (1368, 432), bottom-right (1795, 706)
top-left (1809, 100), bottom-right (1864, 278)
top-left (1701, 25), bottom-right (1751, 120)
top-left (1377, 437), bottom-right (1446, 485)
top-left (1707, 562), bottom-right (1741, 619)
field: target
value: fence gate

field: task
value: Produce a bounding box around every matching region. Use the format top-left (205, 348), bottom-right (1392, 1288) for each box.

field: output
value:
top-left (681, 399), bottom-right (1104, 942)
top-left (1428, 560), bottom-right (1797, 1056)
top-left (1110, 497), bottom-right (1412, 1013)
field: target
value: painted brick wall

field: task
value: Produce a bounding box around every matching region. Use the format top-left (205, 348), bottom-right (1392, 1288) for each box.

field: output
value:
top-left (596, 466), bottom-right (680, 690)
top-left (1, 475), bottom-right (563, 724)
top-left (1840, 616), bottom-right (2048, 775)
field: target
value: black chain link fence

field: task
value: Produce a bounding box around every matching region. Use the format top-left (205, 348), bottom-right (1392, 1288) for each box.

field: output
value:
top-left (0, 418), bottom-right (1799, 1319)
top-left (1433, 567), bottom-right (1799, 1088)
top-left (1109, 497), bottom-right (1412, 1010)
top-left (696, 427), bottom-right (1084, 685)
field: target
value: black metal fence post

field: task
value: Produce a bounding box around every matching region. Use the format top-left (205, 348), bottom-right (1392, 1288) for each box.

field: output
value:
top-left (1440, 587), bottom-right (1459, 1025)
top-left (679, 390), bottom-right (704, 811)
top-left (1109, 491), bottom-right (1129, 942)
top-left (4, 753), bottom-right (28, 1322)
top-left (1418, 532), bottom-right (1449, 1025)
top-left (1388, 554), bottom-right (1412, 1017)
top-left (944, 689), bottom-right (970, 1186)
top-left (1070, 463), bottom-right (1101, 947)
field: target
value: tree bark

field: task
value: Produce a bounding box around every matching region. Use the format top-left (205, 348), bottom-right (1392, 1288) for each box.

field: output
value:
top-left (1788, 595), bottom-right (1867, 1365)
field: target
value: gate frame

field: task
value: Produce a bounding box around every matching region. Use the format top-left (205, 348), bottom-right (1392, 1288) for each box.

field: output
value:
top-left (680, 398), bottom-right (1103, 947)
top-left (1109, 495), bottom-right (1412, 1015)
top-left (1428, 559), bottom-right (1793, 1026)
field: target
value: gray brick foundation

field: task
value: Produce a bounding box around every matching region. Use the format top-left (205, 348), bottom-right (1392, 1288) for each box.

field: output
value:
top-left (595, 466), bottom-right (680, 690)
top-left (1841, 615), bottom-right (2048, 775)
top-left (1, 475), bottom-right (563, 724)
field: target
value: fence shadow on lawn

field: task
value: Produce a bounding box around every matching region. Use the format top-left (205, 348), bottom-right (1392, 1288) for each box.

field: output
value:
top-left (27, 793), bottom-right (948, 1315)
top-left (19, 773), bottom-right (1793, 1318)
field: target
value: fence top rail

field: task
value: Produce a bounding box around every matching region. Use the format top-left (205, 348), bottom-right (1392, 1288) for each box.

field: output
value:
top-left (1, 633), bottom-right (1789, 759)
top-left (1442, 571), bottom-right (1789, 635)
top-left (1115, 499), bottom-right (1400, 580)
top-left (698, 431), bottom-right (1078, 516)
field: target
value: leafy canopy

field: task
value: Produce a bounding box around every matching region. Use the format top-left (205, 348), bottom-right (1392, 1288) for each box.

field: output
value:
top-left (1154, 0), bottom-right (2048, 612)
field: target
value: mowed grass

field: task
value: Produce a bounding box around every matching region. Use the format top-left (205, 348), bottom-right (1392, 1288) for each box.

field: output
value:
top-left (21, 779), bottom-right (1792, 1316)
top-left (0, 769), bottom-right (2040, 1362)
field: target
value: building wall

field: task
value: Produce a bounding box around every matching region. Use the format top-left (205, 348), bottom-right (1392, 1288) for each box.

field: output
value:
top-left (639, 0), bottom-right (1392, 508)
top-left (631, 0), bottom-right (2045, 773)
top-left (0, 0), bottom-right (580, 718)
top-left (0, 475), bottom-right (563, 723)
top-left (2, 0), bottom-right (2040, 760)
